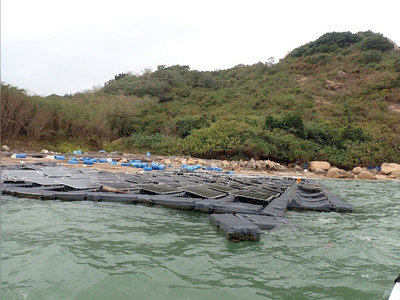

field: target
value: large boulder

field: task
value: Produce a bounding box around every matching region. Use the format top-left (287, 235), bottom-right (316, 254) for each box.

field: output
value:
top-left (381, 163), bottom-right (400, 175)
top-left (357, 171), bottom-right (377, 180)
top-left (352, 167), bottom-right (364, 175)
top-left (326, 168), bottom-right (342, 178)
top-left (309, 161), bottom-right (331, 171)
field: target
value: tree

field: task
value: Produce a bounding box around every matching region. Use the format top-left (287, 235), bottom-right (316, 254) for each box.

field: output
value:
top-left (359, 35), bottom-right (394, 52)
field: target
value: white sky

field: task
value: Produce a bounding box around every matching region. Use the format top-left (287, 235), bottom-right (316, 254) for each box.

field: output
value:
top-left (2, 0), bottom-right (400, 96)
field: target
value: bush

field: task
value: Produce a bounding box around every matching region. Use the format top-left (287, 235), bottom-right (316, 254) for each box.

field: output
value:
top-left (359, 34), bottom-right (394, 52)
top-left (265, 114), bottom-right (306, 138)
top-left (361, 50), bottom-right (382, 64)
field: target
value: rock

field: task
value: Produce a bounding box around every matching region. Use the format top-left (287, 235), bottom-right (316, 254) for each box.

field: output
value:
top-left (325, 80), bottom-right (343, 91)
top-left (1, 145), bottom-right (10, 151)
top-left (352, 167), bottom-right (364, 175)
top-left (309, 161), bottom-right (330, 171)
top-left (326, 168), bottom-right (342, 178)
top-left (162, 158), bottom-right (172, 165)
top-left (246, 162), bottom-right (256, 169)
top-left (254, 162), bottom-right (262, 170)
top-left (187, 157), bottom-right (197, 165)
top-left (338, 169), bottom-right (347, 175)
top-left (343, 171), bottom-right (355, 179)
top-left (45, 155), bottom-right (56, 160)
top-left (388, 170), bottom-right (400, 179)
top-left (314, 168), bottom-right (326, 175)
top-left (266, 160), bottom-right (277, 170)
top-left (196, 159), bottom-right (206, 166)
top-left (40, 149), bottom-right (49, 154)
top-left (338, 70), bottom-right (346, 78)
top-left (381, 163), bottom-right (400, 175)
top-left (357, 171), bottom-right (377, 180)
top-left (180, 158), bottom-right (187, 165)
top-left (259, 160), bottom-right (267, 169)
top-left (221, 160), bottom-right (230, 167)
top-left (119, 158), bottom-right (128, 163)
top-left (294, 165), bottom-right (303, 171)
top-left (369, 168), bottom-right (379, 174)
top-left (239, 160), bottom-right (246, 168)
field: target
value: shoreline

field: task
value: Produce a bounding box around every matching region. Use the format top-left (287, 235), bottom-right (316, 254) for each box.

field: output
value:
top-left (1, 150), bottom-right (399, 181)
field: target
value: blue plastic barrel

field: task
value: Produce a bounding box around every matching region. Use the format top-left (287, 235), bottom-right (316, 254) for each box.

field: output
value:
top-left (144, 166), bottom-right (152, 171)
top-left (73, 150), bottom-right (82, 154)
top-left (99, 158), bottom-right (108, 163)
top-left (193, 165), bottom-right (201, 170)
top-left (227, 171), bottom-right (235, 174)
top-left (55, 155), bottom-right (65, 160)
top-left (121, 162), bottom-right (130, 166)
top-left (68, 160), bottom-right (79, 164)
top-left (213, 167), bottom-right (223, 172)
top-left (110, 161), bottom-right (117, 165)
top-left (83, 159), bottom-right (94, 165)
top-left (146, 152), bottom-right (151, 156)
top-left (186, 166), bottom-right (195, 171)
top-left (181, 164), bottom-right (188, 168)
top-left (15, 153), bottom-right (27, 159)
top-left (70, 157), bottom-right (78, 161)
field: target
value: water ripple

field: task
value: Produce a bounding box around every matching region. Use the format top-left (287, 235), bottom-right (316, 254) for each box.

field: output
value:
top-left (2, 179), bottom-right (399, 299)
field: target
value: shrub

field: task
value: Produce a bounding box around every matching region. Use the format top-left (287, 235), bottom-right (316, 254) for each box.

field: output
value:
top-left (361, 50), bottom-right (382, 64)
top-left (359, 34), bottom-right (394, 52)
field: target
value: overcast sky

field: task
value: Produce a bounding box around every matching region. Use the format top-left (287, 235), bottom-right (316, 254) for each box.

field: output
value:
top-left (2, 0), bottom-right (399, 96)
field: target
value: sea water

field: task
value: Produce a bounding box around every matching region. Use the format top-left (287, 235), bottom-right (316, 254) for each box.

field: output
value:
top-left (1, 179), bottom-right (399, 299)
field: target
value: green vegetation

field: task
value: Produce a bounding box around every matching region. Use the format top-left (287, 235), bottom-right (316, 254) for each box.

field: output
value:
top-left (2, 31), bottom-right (400, 168)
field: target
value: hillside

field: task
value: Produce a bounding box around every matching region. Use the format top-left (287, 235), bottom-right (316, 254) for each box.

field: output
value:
top-left (2, 31), bottom-right (400, 168)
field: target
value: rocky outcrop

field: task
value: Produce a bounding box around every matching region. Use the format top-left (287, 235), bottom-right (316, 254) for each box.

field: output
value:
top-left (381, 163), bottom-right (400, 175)
top-left (309, 161), bottom-right (330, 172)
top-left (357, 171), bottom-right (377, 180)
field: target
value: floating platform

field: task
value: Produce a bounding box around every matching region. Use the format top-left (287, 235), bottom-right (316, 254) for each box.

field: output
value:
top-left (1, 163), bottom-right (353, 242)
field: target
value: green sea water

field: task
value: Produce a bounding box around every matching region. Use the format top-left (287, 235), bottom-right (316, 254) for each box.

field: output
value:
top-left (1, 179), bottom-right (399, 299)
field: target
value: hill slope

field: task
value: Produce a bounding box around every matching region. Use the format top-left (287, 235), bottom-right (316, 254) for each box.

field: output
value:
top-left (2, 31), bottom-right (400, 167)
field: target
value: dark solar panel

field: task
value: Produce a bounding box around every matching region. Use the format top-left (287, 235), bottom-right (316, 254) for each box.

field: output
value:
top-left (183, 186), bottom-right (227, 199)
top-left (56, 179), bottom-right (101, 190)
top-left (3, 170), bottom-right (42, 180)
top-left (229, 189), bottom-right (277, 203)
top-left (93, 180), bottom-right (138, 190)
top-left (124, 176), bottom-right (154, 184)
top-left (27, 177), bottom-right (60, 186)
top-left (204, 183), bottom-right (238, 193)
top-left (42, 167), bottom-right (71, 177)
top-left (136, 184), bottom-right (178, 195)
